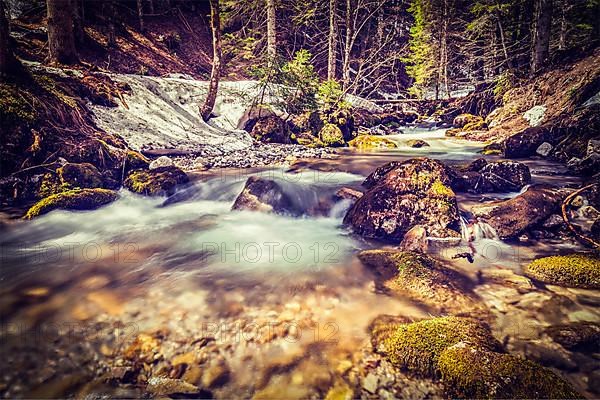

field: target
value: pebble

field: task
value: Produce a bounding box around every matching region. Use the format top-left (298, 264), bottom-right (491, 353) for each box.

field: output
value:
top-left (149, 156), bottom-right (174, 170)
top-left (362, 373), bottom-right (379, 394)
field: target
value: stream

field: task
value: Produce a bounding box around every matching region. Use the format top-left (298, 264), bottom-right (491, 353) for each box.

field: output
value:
top-left (0, 127), bottom-right (598, 398)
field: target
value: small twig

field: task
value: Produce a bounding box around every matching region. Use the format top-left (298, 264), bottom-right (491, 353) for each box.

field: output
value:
top-left (561, 183), bottom-right (600, 248)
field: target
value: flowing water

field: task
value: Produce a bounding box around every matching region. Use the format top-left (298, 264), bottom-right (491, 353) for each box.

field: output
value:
top-left (0, 127), bottom-right (598, 398)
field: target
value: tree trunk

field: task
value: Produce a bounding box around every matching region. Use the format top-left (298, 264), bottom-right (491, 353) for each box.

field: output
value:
top-left (0, 0), bottom-right (19, 79)
top-left (266, 0), bottom-right (277, 60)
top-left (72, 0), bottom-right (84, 45)
top-left (342, 0), bottom-right (352, 90)
top-left (107, 0), bottom-right (116, 48)
top-left (327, 0), bottom-right (337, 80)
top-left (47, 0), bottom-right (78, 65)
top-left (137, 0), bottom-right (144, 32)
top-left (200, 0), bottom-right (222, 122)
top-left (531, 0), bottom-right (552, 73)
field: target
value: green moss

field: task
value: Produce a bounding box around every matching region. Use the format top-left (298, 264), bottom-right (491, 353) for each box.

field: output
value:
top-left (429, 179), bottom-right (454, 198)
top-left (38, 173), bottom-right (72, 198)
top-left (319, 124), bottom-right (345, 147)
top-left (382, 317), bottom-right (501, 377)
top-left (438, 343), bottom-right (580, 399)
top-left (463, 119), bottom-right (487, 132)
top-left (24, 189), bottom-right (118, 219)
top-left (57, 163), bottom-right (104, 189)
top-left (348, 135), bottom-right (397, 149)
top-left (524, 253), bottom-right (600, 289)
top-left (124, 167), bottom-right (189, 197)
top-left (481, 148), bottom-right (502, 155)
top-left (0, 84), bottom-right (36, 123)
top-left (126, 150), bottom-right (150, 171)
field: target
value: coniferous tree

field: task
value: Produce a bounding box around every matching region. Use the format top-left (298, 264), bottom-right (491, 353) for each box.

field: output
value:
top-left (0, 0), bottom-right (19, 79)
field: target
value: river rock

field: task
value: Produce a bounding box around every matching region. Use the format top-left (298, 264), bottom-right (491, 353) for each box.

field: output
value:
top-left (454, 160), bottom-right (531, 193)
top-left (335, 187), bottom-right (363, 202)
top-left (124, 166), bottom-right (189, 196)
top-left (24, 188), bottom-right (119, 219)
top-left (545, 322), bottom-right (600, 352)
top-left (438, 343), bottom-right (580, 399)
top-left (345, 158), bottom-right (461, 241)
top-left (523, 105), bottom-right (547, 127)
top-left (477, 161), bottom-right (531, 192)
top-left (358, 250), bottom-right (483, 315)
top-left (149, 156), bottom-right (174, 170)
top-left (399, 226), bottom-right (428, 252)
top-left (536, 142), bottom-right (553, 157)
top-left (232, 176), bottom-right (301, 216)
top-left (471, 185), bottom-right (564, 239)
top-left (504, 126), bottom-right (564, 158)
top-left (524, 253), bottom-right (600, 289)
top-left (57, 163), bottom-right (104, 188)
top-left (406, 139), bottom-right (430, 148)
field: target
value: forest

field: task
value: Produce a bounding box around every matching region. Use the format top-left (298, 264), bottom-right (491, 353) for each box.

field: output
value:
top-left (1, 0), bottom-right (600, 399)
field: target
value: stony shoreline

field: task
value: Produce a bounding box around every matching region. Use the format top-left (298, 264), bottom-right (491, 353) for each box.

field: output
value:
top-left (171, 142), bottom-right (337, 171)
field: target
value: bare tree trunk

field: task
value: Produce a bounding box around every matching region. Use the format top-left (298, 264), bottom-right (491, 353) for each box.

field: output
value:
top-left (342, 0), bottom-right (352, 89)
top-left (136, 0), bottom-right (144, 32)
top-left (0, 0), bottom-right (19, 79)
top-left (200, 0), bottom-right (222, 122)
top-left (531, 0), bottom-right (552, 73)
top-left (148, 0), bottom-right (155, 14)
top-left (47, 0), bottom-right (78, 64)
top-left (266, 0), bottom-right (277, 60)
top-left (327, 0), bottom-right (337, 80)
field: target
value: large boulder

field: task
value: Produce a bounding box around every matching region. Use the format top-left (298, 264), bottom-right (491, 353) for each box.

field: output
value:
top-left (231, 176), bottom-right (301, 216)
top-left (124, 166), bottom-right (189, 197)
top-left (344, 158), bottom-right (461, 241)
top-left (470, 185), bottom-right (564, 239)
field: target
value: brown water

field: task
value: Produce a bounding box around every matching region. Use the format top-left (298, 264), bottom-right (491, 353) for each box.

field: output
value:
top-left (1, 128), bottom-right (598, 398)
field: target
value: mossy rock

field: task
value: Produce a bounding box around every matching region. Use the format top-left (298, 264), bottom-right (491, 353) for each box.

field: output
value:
top-left (124, 166), bottom-right (189, 197)
top-left (319, 124), bottom-right (345, 147)
top-left (406, 139), bottom-right (430, 148)
top-left (358, 250), bottom-right (482, 315)
top-left (24, 188), bottom-right (118, 219)
top-left (381, 317), bottom-right (502, 377)
top-left (438, 343), bottom-right (581, 399)
top-left (57, 163), bottom-right (104, 189)
top-left (290, 111), bottom-right (324, 136)
top-left (125, 150), bottom-right (150, 172)
top-left (453, 114), bottom-right (482, 128)
top-left (291, 131), bottom-right (324, 148)
top-left (348, 135), bottom-right (397, 149)
top-left (524, 253), bottom-right (600, 289)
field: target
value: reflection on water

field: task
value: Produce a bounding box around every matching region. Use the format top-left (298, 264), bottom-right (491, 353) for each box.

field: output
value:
top-left (0, 128), bottom-right (598, 398)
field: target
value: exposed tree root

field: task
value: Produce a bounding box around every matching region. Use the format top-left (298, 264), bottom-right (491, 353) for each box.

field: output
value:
top-left (562, 183), bottom-right (600, 249)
